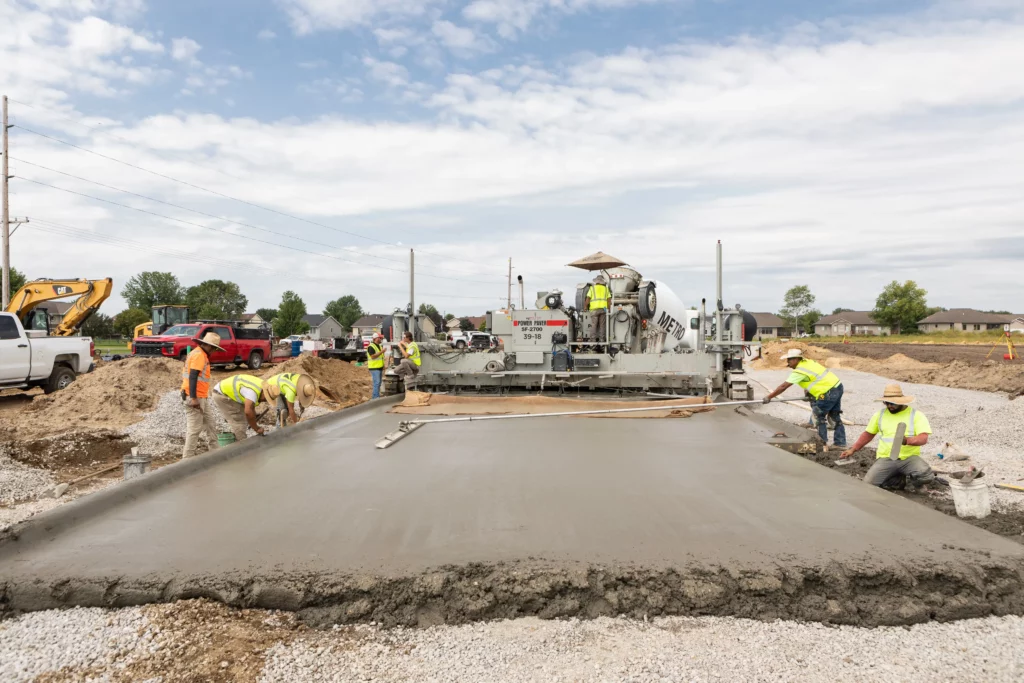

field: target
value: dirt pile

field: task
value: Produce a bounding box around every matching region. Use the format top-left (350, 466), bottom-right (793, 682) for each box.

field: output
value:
top-left (751, 341), bottom-right (831, 369)
top-left (262, 355), bottom-right (371, 409)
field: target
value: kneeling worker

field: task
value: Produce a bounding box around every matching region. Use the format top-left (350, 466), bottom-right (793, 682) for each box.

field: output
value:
top-left (212, 374), bottom-right (268, 441)
top-left (395, 331), bottom-right (421, 386)
top-left (263, 372), bottom-right (316, 427)
top-left (763, 349), bottom-right (846, 450)
top-left (840, 384), bottom-right (935, 488)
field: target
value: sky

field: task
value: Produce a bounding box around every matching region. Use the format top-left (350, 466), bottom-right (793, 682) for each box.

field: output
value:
top-left (2, 0), bottom-right (1022, 318)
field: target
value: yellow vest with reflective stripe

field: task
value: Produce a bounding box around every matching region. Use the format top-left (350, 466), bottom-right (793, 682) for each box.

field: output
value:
top-left (266, 373), bottom-right (299, 403)
top-left (217, 374), bottom-right (264, 404)
top-left (872, 408), bottom-right (924, 460)
top-left (588, 284), bottom-right (610, 310)
top-left (367, 342), bottom-right (385, 369)
top-left (407, 342), bottom-right (421, 367)
top-left (790, 359), bottom-right (840, 399)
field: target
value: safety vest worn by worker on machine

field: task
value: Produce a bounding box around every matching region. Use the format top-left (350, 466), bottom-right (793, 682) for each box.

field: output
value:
top-left (587, 283), bottom-right (610, 310)
top-left (407, 341), bottom-right (421, 367)
top-left (216, 374), bottom-right (265, 404)
top-left (786, 359), bottom-right (841, 399)
top-left (180, 347), bottom-right (211, 398)
top-left (868, 407), bottom-right (931, 460)
top-left (367, 342), bottom-right (385, 369)
top-left (265, 372), bottom-right (299, 403)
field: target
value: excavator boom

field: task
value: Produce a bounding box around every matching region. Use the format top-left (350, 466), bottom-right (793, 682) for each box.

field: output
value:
top-left (5, 278), bottom-right (114, 336)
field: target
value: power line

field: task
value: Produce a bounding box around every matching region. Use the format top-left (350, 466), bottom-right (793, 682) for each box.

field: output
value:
top-left (11, 120), bottom-right (499, 275)
top-left (11, 156), bottom-right (503, 285)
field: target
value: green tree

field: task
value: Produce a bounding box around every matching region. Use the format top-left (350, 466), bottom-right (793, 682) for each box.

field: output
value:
top-left (113, 308), bottom-right (150, 337)
top-left (778, 285), bottom-right (816, 333)
top-left (444, 313), bottom-right (455, 322)
top-left (255, 307), bottom-right (278, 323)
top-left (831, 307), bottom-right (854, 315)
top-left (459, 316), bottom-right (473, 331)
top-left (122, 272), bottom-right (185, 312)
top-left (9, 266), bottom-right (27, 293)
top-left (325, 295), bottom-right (364, 332)
top-left (801, 309), bottom-right (823, 335)
top-left (81, 312), bottom-right (115, 339)
top-left (185, 279), bottom-right (248, 320)
top-left (418, 303), bottom-right (444, 330)
top-left (478, 319), bottom-right (488, 332)
top-left (873, 280), bottom-right (930, 334)
top-left (273, 291), bottom-right (310, 337)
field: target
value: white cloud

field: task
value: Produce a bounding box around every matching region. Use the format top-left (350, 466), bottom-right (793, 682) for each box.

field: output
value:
top-left (276, 0), bottom-right (445, 34)
top-left (67, 15), bottom-right (163, 55)
top-left (257, 28), bottom-right (277, 40)
top-left (463, 0), bottom-right (666, 37)
top-left (362, 56), bottom-right (410, 87)
top-left (170, 36), bottom-right (201, 63)
top-left (432, 19), bottom-right (495, 53)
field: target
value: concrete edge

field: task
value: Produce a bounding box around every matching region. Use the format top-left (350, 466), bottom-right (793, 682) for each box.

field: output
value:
top-left (0, 395), bottom-right (401, 552)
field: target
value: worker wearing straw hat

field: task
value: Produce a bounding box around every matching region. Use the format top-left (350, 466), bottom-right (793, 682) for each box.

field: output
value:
top-left (263, 372), bottom-right (316, 427)
top-left (212, 373), bottom-right (269, 441)
top-left (181, 332), bottom-right (224, 459)
top-left (763, 348), bottom-right (846, 450)
top-left (840, 383), bottom-right (936, 488)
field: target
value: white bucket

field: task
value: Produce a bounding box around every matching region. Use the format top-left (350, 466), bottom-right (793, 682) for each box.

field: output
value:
top-left (949, 480), bottom-right (991, 519)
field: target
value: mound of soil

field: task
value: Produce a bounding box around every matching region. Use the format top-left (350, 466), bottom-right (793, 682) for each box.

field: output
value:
top-left (262, 355), bottom-right (371, 409)
top-left (751, 341), bottom-right (832, 369)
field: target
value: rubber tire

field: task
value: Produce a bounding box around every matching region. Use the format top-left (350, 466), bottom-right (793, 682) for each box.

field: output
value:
top-left (44, 365), bottom-right (76, 394)
top-left (638, 282), bottom-right (657, 320)
top-left (456, 340), bottom-right (466, 349)
top-left (247, 350), bottom-right (264, 370)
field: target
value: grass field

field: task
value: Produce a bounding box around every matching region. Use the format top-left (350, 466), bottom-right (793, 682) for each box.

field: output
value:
top-left (94, 339), bottom-right (132, 354)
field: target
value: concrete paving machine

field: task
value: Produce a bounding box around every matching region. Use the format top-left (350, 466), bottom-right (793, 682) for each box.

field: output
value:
top-left (387, 242), bottom-right (758, 399)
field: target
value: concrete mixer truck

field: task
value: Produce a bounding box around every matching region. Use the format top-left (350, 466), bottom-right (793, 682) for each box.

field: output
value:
top-left (387, 242), bottom-right (758, 399)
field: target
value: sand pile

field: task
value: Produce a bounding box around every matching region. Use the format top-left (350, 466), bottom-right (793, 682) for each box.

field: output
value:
top-left (751, 341), bottom-right (832, 369)
top-left (262, 355), bottom-right (371, 408)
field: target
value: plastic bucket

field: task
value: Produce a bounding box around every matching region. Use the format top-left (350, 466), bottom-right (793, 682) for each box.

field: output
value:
top-left (291, 340), bottom-right (302, 357)
top-left (122, 448), bottom-right (151, 481)
top-left (949, 480), bottom-right (991, 519)
top-left (217, 432), bottom-right (237, 447)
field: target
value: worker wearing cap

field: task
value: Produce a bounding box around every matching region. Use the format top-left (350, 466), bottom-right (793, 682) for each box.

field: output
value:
top-left (840, 384), bottom-right (936, 488)
top-left (181, 332), bottom-right (223, 459)
top-left (212, 373), bottom-right (268, 441)
top-left (367, 332), bottom-right (386, 399)
top-left (263, 372), bottom-right (316, 427)
top-left (763, 348), bottom-right (846, 449)
top-left (585, 274), bottom-right (610, 345)
top-left (394, 331), bottom-right (421, 386)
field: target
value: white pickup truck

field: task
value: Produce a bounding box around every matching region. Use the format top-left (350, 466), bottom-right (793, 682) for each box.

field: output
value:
top-left (0, 312), bottom-right (95, 393)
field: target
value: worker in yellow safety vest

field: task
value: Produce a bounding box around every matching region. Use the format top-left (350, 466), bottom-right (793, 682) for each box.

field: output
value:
top-left (367, 332), bottom-right (386, 399)
top-left (839, 384), bottom-right (938, 489)
top-left (763, 348), bottom-right (846, 449)
top-left (212, 373), bottom-right (269, 441)
top-left (262, 372), bottom-right (316, 427)
top-left (585, 273), bottom-right (610, 345)
top-left (180, 332), bottom-right (224, 459)
top-left (394, 331), bottom-right (421, 388)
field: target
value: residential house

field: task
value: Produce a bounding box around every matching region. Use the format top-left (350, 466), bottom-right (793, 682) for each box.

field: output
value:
top-left (302, 314), bottom-right (344, 341)
top-left (917, 309), bottom-right (1014, 333)
top-left (813, 311), bottom-right (894, 336)
top-left (351, 314), bottom-right (387, 338)
top-left (446, 315), bottom-right (487, 332)
top-left (238, 313), bottom-right (265, 329)
top-left (1011, 316), bottom-right (1024, 334)
top-left (749, 312), bottom-right (792, 338)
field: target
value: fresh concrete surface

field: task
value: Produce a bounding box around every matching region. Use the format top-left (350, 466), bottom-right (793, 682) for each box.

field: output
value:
top-left (2, 404), bottom-right (1024, 625)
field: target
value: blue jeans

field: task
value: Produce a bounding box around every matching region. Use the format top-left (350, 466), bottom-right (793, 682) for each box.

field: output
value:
top-left (812, 384), bottom-right (846, 446)
top-left (370, 369), bottom-right (382, 399)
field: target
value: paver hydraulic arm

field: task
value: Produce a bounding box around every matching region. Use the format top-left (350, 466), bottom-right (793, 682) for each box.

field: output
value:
top-left (5, 278), bottom-right (114, 336)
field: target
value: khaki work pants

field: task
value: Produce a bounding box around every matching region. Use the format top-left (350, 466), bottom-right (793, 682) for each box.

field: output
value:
top-left (590, 310), bottom-right (607, 343)
top-left (213, 393), bottom-right (250, 442)
top-left (182, 397), bottom-right (219, 459)
top-left (395, 359), bottom-right (419, 380)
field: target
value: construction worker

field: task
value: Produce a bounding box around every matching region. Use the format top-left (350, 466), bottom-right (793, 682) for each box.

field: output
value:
top-left (181, 332), bottom-right (223, 459)
top-left (211, 373), bottom-right (268, 441)
top-left (763, 349), bottom-right (846, 449)
top-left (585, 273), bottom-right (610, 345)
top-left (840, 384), bottom-right (936, 489)
top-left (367, 331), bottom-right (386, 399)
top-left (394, 331), bottom-right (421, 386)
top-left (263, 372), bottom-right (316, 427)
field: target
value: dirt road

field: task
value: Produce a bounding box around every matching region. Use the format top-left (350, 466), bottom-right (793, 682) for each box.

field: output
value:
top-left (819, 343), bottom-right (1014, 364)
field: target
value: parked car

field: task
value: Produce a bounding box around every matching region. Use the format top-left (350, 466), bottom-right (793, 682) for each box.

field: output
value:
top-left (0, 312), bottom-right (94, 394)
top-left (133, 322), bottom-right (272, 369)
top-left (448, 331), bottom-right (471, 349)
top-left (469, 332), bottom-right (497, 350)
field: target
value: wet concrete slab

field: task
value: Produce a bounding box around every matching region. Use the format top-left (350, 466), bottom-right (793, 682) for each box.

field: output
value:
top-left (2, 405), bottom-right (1024, 626)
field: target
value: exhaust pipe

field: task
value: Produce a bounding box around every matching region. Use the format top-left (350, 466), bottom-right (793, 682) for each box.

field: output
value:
top-left (517, 275), bottom-right (524, 309)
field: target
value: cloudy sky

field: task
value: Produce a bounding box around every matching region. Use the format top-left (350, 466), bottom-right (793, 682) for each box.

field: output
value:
top-left (2, 0), bottom-right (1022, 318)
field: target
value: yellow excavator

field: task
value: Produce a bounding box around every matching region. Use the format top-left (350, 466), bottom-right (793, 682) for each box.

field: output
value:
top-left (133, 304), bottom-right (190, 339)
top-left (5, 278), bottom-right (114, 336)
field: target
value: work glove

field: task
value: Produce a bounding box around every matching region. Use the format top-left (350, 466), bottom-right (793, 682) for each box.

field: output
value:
top-left (762, 397), bottom-right (771, 404)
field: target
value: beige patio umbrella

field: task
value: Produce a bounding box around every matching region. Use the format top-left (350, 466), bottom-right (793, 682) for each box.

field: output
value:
top-left (566, 251), bottom-right (628, 271)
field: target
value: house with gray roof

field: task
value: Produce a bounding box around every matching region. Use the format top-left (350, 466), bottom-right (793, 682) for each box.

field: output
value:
top-left (302, 314), bottom-right (343, 341)
top-left (749, 312), bottom-right (792, 338)
top-left (917, 309), bottom-right (1016, 333)
top-left (814, 311), bottom-right (895, 336)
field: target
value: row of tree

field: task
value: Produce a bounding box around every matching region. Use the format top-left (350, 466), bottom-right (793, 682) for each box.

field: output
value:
top-left (779, 280), bottom-right (939, 334)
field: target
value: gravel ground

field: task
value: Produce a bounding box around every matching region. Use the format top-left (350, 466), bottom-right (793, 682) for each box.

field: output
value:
top-left (2, 604), bottom-right (1022, 682)
top-left (747, 367), bottom-right (1024, 511)
top-left (0, 451), bottom-right (55, 506)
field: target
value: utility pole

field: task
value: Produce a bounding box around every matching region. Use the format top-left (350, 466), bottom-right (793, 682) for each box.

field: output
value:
top-left (506, 258), bottom-right (512, 310)
top-left (409, 248), bottom-right (416, 339)
top-left (2, 95), bottom-right (9, 309)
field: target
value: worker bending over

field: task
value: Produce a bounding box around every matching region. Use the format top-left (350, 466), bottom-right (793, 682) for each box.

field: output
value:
top-left (212, 374), bottom-right (268, 441)
top-left (395, 331), bottom-right (421, 386)
top-left (763, 349), bottom-right (846, 450)
top-left (263, 372), bottom-right (315, 427)
top-left (585, 273), bottom-right (610, 345)
top-left (840, 384), bottom-right (936, 489)
top-left (181, 332), bottom-right (223, 459)
top-left (366, 332), bottom-right (386, 399)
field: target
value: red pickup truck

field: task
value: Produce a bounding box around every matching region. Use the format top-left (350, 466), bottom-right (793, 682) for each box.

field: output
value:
top-left (133, 322), bottom-right (272, 369)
